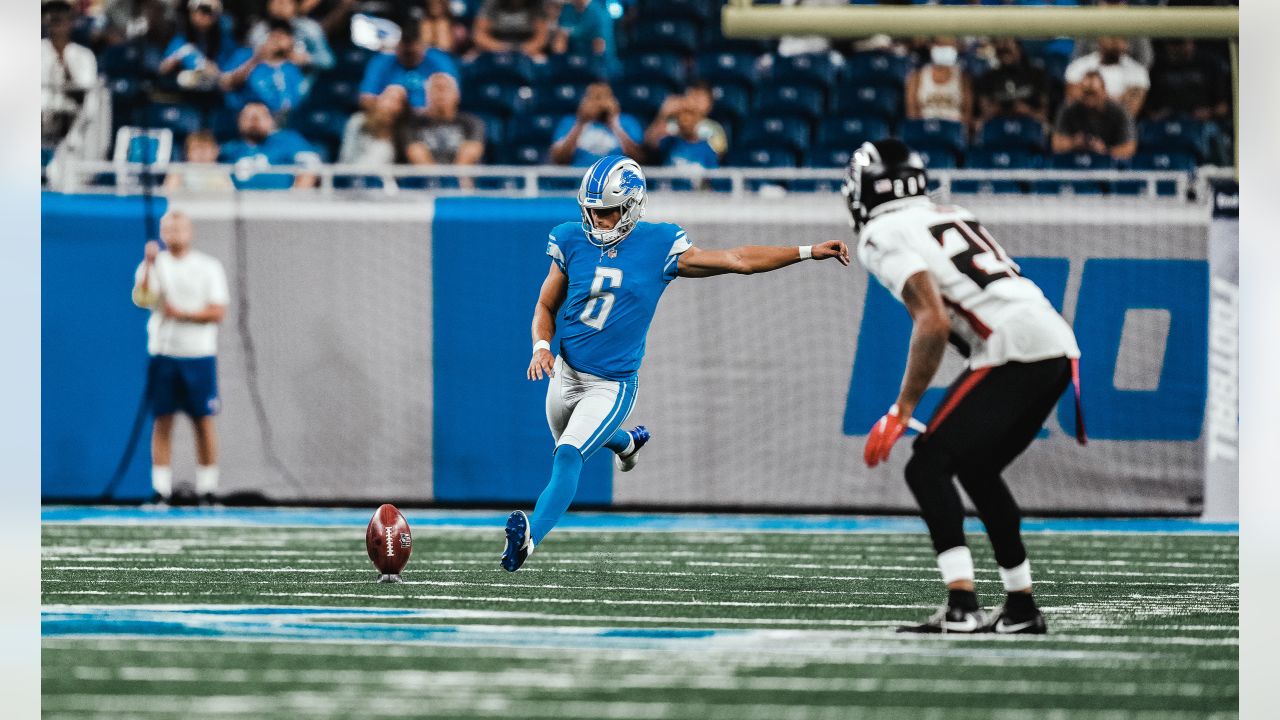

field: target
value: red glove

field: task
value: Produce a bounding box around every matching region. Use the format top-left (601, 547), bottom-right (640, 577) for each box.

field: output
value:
top-left (864, 405), bottom-right (910, 468)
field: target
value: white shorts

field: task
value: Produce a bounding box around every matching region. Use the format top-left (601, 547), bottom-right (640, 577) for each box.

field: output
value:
top-left (546, 355), bottom-right (639, 459)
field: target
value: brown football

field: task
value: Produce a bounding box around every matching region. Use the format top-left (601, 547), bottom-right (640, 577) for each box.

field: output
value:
top-left (366, 504), bottom-right (412, 575)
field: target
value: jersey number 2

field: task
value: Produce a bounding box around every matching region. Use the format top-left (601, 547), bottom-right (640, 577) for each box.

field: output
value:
top-left (928, 220), bottom-right (1019, 289)
top-left (581, 267), bottom-right (623, 330)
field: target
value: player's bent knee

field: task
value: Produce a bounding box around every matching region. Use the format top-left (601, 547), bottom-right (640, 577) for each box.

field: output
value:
top-left (903, 446), bottom-right (950, 495)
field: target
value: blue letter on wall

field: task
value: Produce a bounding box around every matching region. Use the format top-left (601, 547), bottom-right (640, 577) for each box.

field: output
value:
top-left (1064, 259), bottom-right (1207, 441)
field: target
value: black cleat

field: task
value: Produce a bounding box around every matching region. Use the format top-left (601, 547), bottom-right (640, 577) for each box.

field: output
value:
top-left (898, 605), bottom-right (989, 634)
top-left (986, 606), bottom-right (1048, 635)
top-left (500, 510), bottom-right (533, 572)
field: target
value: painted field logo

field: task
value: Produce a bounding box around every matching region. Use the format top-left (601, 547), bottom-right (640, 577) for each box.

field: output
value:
top-left (384, 526), bottom-right (394, 556)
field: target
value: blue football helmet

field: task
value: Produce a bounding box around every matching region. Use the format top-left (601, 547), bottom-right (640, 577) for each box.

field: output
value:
top-left (578, 155), bottom-right (647, 248)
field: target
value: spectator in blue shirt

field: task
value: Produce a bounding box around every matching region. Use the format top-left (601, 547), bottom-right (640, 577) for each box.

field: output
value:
top-left (647, 96), bottom-right (719, 170)
top-left (549, 81), bottom-right (644, 166)
top-left (550, 0), bottom-right (617, 77)
top-left (219, 101), bottom-right (321, 189)
top-left (220, 20), bottom-right (309, 117)
top-left (359, 21), bottom-right (461, 113)
top-left (247, 0), bottom-right (334, 72)
top-left (158, 0), bottom-right (237, 90)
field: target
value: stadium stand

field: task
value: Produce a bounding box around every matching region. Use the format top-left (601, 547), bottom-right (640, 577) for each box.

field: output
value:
top-left (42, 0), bottom-right (1234, 189)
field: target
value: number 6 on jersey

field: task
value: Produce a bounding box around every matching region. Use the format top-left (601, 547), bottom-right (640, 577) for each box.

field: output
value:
top-left (580, 267), bottom-right (622, 330)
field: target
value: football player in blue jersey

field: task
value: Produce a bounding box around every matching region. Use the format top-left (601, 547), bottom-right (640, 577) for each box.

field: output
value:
top-left (502, 155), bottom-right (850, 571)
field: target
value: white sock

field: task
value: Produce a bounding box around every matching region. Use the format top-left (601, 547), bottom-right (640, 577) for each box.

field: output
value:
top-left (999, 560), bottom-right (1033, 593)
top-left (151, 466), bottom-right (172, 497)
top-left (937, 546), bottom-right (975, 585)
top-left (195, 465), bottom-right (219, 495)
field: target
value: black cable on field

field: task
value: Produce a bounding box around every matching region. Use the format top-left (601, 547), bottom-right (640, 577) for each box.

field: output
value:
top-left (231, 188), bottom-right (306, 495)
top-left (100, 95), bottom-right (161, 503)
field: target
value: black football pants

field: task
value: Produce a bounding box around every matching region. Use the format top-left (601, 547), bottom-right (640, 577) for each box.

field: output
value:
top-left (903, 356), bottom-right (1073, 571)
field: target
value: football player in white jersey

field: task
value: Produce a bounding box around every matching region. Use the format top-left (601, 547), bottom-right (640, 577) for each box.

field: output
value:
top-left (844, 139), bottom-right (1085, 634)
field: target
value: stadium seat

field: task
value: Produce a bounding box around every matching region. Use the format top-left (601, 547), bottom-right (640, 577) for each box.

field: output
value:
top-left (723, 144), bottom-right (799, 190)
top-left (979, 115), bottom-right (1047, 153)
top-left (1138, 118), bottom-right (1209, 162)
top-left (763, 53), bottom-right (838, 93)
top-left (461, 82), bottom-right (532, 118)
top-left (754, 84), bottom-right (824, 122)
top-left (209, 106), bottom-right (240, 143)
top-left (506, 112), bottom-right (560, 148)
top-left (815, 116), bottom-right (889, 149)
top-left (956, 149), bottom-right (1040, 193)
top-left (1035, 152), bottom-right (1116, 195)
top-left (304, 78), bottom-right (361, 112)
top-left (901, 119), bottom-right (967, 159)
top-left (914, 145), bottom-right (959, 170)
top-left (620, 52), bottom-right (686, 91)
top-left (113, 126), bottom-right (174, 166)
top-left (470, 112), bottom-right (507, 150)
top-left (738, 116), bottom-right (810, 155)
top-left (332, 46), bottom-right (373, 81)
top-left (497, 143), bottom-right (545, 166)
top-left (792, 145), bottom-right (851, 192)
top-left (638, 0), bottom-right (713, 26)
top-left (464, 52), bottom-right (538, 87)
top-left (709, 83), bottom-right (751, 126)
top-left (627, 19), bottom-right (700, 55)
top-left (107, 76), bottom-right (146, 128)
top-left (289, 109), bottom-right (348, 159)
top-left (534, 82), bottom-right (587, 116)
top-left (844, 51), bottom-right (909, 89)
top-left (1119, 150), bottom-right (1196, 196)
top-left (618, 83), bottom-right (671, 123)
top-left (99, 42), bottom-right (145, 79)
top-left (695, 51), bottom-right (758, 88)
top-left (143, 103), bottom-right (203, 141)
top-left (831, 85), bottom-right (901, 125)
top-left (545, 53), bottom-right (609, 85)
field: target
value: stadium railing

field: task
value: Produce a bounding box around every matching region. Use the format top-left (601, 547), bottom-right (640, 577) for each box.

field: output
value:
top-left (51, 158), bottom-right (1233, 200)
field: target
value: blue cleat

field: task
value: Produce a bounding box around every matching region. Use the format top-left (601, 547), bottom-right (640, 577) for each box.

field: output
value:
top-left (501, 510), bottom-right (534, 572)
top-left (614, 425), bottom-right (650, 473)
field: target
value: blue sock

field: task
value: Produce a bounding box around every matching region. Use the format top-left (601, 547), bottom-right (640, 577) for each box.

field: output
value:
top-left (529, 445), bottom-right (584, 546)
top-left (603, 428), bottom-right (632, 454)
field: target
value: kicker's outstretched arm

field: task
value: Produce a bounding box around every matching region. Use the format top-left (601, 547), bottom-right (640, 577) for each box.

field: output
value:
top-left (676, 240), bottom-right (849, 278)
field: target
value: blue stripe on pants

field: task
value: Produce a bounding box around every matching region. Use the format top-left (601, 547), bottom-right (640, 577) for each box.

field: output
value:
top-left (581, 379), bottom-right (637, 459)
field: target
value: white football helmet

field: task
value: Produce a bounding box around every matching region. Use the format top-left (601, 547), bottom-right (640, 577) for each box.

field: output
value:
top-left (578, 155), bottom-right (646, 248)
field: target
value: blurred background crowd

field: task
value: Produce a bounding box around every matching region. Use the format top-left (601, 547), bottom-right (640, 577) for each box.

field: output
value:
top-left (41, 0), bottom-right (1237, 190)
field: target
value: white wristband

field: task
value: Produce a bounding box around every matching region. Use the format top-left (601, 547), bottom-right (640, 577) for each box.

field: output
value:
top-left (533, 340), bottom-right (551, 354)
top-left (798, 245), bottom-right (813, 260)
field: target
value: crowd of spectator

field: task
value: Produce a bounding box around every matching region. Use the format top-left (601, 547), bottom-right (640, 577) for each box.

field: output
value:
top-left (40, 0), bottom-right (1236, 191)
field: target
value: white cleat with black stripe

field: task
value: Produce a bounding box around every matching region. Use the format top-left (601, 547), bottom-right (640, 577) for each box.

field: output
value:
top-left (986, 606), bottom-right (1048, 635)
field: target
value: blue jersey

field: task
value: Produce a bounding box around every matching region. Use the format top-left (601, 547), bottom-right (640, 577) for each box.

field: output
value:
top-left (548, 220), bottom-right (691, 380)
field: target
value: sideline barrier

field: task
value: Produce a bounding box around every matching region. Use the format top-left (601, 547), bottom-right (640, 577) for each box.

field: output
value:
top-left (42, 190), bottom-right (1215, 514)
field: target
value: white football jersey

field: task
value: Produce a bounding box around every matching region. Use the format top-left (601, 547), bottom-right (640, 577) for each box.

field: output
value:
top-left (856, 197), bottom-right (1080, 369)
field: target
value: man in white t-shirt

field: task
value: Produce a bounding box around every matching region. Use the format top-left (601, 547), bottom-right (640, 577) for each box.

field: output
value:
top-left (1064, 36), bottom-right (1149, 119)
top-left (132, 211), bottom-right (229, 504)
top-left (844, 139), bottom-right (1085, 635)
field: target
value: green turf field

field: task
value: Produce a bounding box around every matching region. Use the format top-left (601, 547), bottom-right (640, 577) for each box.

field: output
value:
top-left (42, 518), bottom-right (1238, 720)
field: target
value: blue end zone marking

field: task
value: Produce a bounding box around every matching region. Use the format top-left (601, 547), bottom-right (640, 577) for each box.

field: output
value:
top-left (41, 506), bottom-right (1238, 534)
top-left (42, 606), bottom-right (740, 649)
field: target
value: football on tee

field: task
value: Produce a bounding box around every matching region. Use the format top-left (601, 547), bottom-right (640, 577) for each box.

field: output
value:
top-left (366, 503), bottom-right (412, 582)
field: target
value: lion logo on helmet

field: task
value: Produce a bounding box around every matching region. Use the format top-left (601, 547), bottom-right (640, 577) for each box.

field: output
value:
top-left (619, 168), bottom-right (645, 193)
